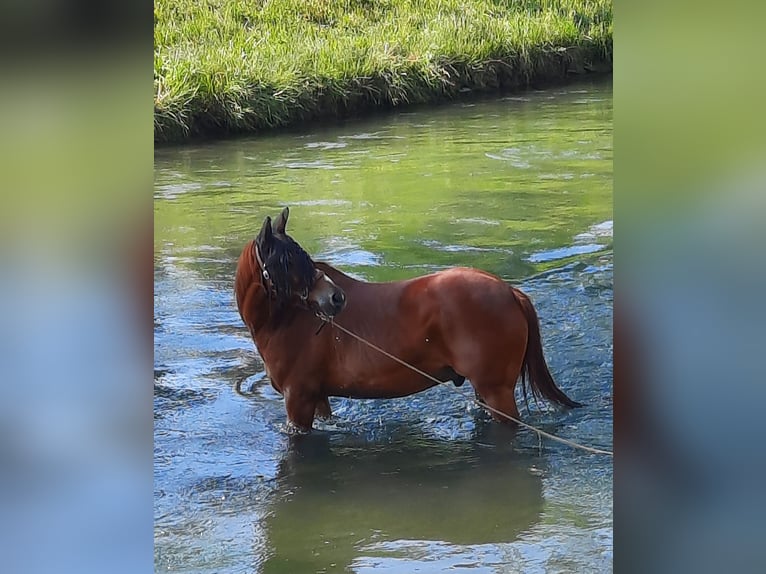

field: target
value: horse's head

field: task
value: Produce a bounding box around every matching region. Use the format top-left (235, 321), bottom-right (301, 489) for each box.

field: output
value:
top-left (254, 207), bottom-right (346, 319)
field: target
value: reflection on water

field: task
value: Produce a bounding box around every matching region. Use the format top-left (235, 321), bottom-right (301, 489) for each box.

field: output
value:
top-left (262, 431), bottom-right (543, 573)
top-left (154, 78), bottom-right (612, 573)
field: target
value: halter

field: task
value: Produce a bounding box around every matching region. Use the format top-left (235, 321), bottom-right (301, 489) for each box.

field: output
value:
top-left (253, 242), bottom-right (276, 298)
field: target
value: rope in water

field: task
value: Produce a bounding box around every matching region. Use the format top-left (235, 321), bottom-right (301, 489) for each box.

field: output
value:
top-left (329, 319), bottom-right (613, 456)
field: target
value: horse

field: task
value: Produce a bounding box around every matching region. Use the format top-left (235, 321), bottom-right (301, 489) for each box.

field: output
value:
top-left (235, 206), bottom-right (581, 432)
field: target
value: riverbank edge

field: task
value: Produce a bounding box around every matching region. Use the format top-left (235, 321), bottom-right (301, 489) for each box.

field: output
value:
top-left (154, 48), bottom-right (611, 146)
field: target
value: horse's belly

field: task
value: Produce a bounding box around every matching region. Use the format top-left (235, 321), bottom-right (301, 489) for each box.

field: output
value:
top-left (333, 382), bottom-right (436, 400)
top-left (325, 366), bottom-right (458, 399)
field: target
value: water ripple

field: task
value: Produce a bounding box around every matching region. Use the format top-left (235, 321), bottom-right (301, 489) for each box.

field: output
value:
top-left (527, 243), bottom-right (606, 263)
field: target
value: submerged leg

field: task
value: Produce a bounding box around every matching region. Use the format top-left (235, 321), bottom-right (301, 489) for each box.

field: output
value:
top-left (284, 388), bottom-right (317, 432)
top-left (475, 385), bottom-right (521, 425)
top-left (315, 396), bottom-right (332, 420)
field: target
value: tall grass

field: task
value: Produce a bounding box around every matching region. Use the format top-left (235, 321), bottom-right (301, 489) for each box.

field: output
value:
top-left (155, 0), bottom-right (612, 142)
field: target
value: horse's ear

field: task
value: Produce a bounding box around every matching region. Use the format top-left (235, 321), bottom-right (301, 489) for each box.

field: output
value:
top-left (256, 216), bottom-right (273, 248)
top-left (273, 206), bottom-right (289, 235)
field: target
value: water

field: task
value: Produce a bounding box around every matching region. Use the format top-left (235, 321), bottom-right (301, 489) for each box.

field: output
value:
top-left (154, 78), bottom-right (613, 573)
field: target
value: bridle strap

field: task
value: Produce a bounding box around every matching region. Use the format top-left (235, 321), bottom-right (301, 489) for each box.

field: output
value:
top-left (253, 242), bottom-right (273, 297)
top-left (253, 241), bottom-right (266, 272)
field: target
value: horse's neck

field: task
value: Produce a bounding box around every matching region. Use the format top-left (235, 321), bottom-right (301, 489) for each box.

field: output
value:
top-left (236, 242), bottom-right (273, 336)
top-left (241, 288), bottom-right (269, 335)
top-left (243, 289), bottom-right (308, 350)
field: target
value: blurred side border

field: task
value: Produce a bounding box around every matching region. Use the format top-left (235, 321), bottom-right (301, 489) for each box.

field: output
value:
top-left (616, 1), bottom-right (766, 572)
top-left (0, 2), bottom-right (154, 573)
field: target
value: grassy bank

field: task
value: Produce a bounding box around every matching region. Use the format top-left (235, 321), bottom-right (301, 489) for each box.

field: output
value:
top-left (154, 0), bottom-right (612, 143)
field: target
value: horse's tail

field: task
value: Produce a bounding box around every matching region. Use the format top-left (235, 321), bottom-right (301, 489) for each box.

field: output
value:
top-left (513, 288), bottom-right (582, 409)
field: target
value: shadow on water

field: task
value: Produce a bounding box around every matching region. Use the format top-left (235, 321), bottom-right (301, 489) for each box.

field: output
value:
top-left (260, 427), bottom-right (545, 573)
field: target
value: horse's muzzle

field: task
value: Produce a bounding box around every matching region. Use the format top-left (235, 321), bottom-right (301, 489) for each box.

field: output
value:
top-left (308, 273), bottom-right (346, 319)
top-left (315, 288), bottom-right (345, 318)
top-left (329, 289), bottom-right (346, 315)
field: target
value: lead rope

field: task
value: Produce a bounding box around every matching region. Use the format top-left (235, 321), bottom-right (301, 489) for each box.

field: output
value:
top-left (328, 319), bottom-right (613, 456)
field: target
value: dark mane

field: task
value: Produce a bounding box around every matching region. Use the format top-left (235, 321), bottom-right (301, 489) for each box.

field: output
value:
top-left (263, 234), bottom-right (316, 305)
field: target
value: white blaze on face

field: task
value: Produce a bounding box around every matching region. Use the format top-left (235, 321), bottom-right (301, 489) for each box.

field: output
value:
top-left (321, 273), bottom-right (338, 289)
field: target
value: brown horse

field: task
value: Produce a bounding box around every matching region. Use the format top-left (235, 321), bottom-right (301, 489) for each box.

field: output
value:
top-left (235, 207), bottom-right (581, 432)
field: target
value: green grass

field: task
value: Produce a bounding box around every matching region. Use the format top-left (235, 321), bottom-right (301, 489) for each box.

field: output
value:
top-left (154, 0), bottom-right (612, 143)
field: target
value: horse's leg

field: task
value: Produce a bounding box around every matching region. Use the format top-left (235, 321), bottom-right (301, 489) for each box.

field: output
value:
top-left (463, 357), bottom-right (524, 426)
top-left (315, 396), bottom-right (332, 420)
top-left (476, 385), bottom-right (521, 424)
top-left (284, 387), bottom-right (317, 432)
top-left (452, 314), bottom-right (526, 425)
top-left (473, 354), bottom-right (524, 424)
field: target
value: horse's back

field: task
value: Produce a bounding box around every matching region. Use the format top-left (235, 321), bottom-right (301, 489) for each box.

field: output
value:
top-left (318, 263), bottom-right (520, 324)
top-left (421, 267), bottom-right (520, 311)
